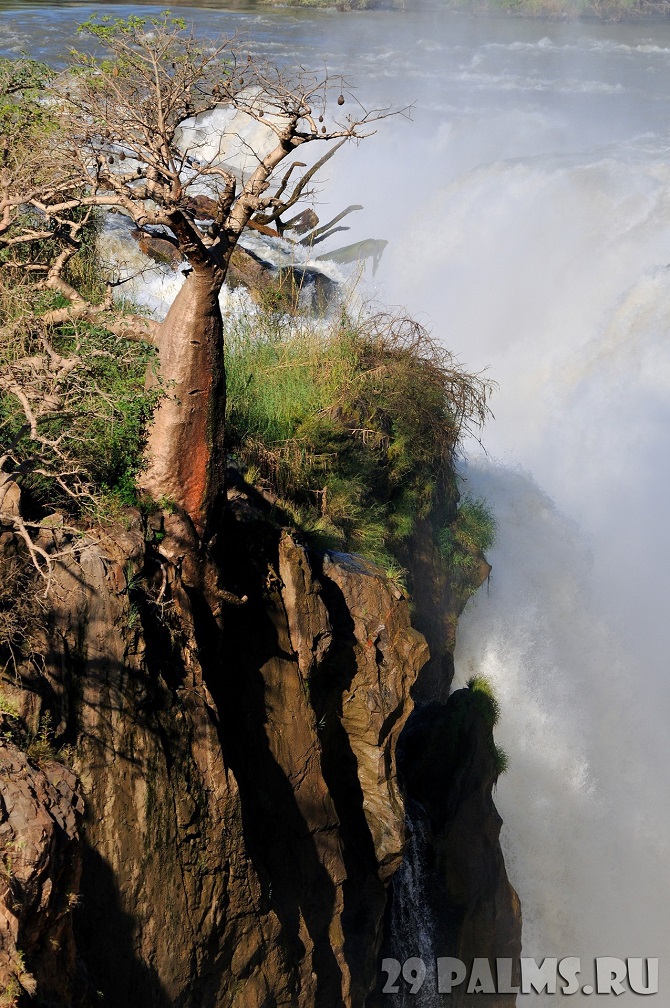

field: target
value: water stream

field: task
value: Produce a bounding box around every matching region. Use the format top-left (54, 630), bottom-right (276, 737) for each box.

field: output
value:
top-left (389, 804), bottom-right (443, 1008)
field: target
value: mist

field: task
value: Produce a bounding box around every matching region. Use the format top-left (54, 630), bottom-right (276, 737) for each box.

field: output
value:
top-left (325, 17), bottom-right (670, 1003)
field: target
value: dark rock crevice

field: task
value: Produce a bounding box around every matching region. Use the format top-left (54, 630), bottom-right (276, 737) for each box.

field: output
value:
top-left (370, 692), bottom-right (522, 1008)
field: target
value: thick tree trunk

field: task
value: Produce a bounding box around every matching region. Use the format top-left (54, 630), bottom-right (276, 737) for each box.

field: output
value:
top-left (139, 265), bottom-right (226, 537)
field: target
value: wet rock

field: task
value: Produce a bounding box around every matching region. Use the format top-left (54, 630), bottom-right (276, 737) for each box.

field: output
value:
top-left (130, 228), bottom-right (182, 267)
top-left (227, 243), bottom-right (276, 293)
top-left (284, 207), bottom-right (319, 235)
top-left (183, 194), bottom-right (218, 220)
top-left (392, 693), bottom-right (522, 1008)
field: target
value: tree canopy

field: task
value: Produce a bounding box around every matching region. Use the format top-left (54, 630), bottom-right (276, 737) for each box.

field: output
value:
top-left (0, 12), bottom-right (397, 546)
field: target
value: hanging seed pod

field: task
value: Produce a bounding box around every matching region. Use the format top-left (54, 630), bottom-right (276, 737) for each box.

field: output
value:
top-left (337, 94), bottom-right (345, 106)
top-left (239, 77), bottom-right (244, 86)
top-left (321, 125), bottom-right (327, 134)
top-left (119, 151), bottom-right (126, 160)
top-left (108, 156), bottom-right (114, 164)
top-left (258, 109), bottom-right (264, 117)
top-left (319, 115), bottom-right (324, 123)
top-left (112, 66), bottom-right (119, 78)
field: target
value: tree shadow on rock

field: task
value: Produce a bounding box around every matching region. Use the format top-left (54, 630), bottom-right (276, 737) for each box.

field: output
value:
top-left (75, 843), bottom-right (173, 1008)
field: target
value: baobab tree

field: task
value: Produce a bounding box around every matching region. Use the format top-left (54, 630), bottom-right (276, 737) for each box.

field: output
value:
top-left (1, 12), bottom-right (396, 537)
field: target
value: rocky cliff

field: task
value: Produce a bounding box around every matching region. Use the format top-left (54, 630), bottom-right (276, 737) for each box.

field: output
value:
top-left (0, 476), bottom-right (520, 1007)
top-left (390, 694), bottom-right (522, 1007)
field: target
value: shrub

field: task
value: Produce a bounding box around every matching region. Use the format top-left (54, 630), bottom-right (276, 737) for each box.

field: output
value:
top-left (24, 711), bottom-right (64, 766)
top-left (494, 744), bottom-right (509, 778)
top-left (0, 690), bottom-right (19, 720)
top-left (0, 212), bottom-right (161, 518)
top-left (0, 977), bottom-right (21, 1008)
top-left (225, 306), bottom-right (493, 579)
top-left (0, 550), bottom-right (41, 675)
top-left (467, 674), bottom-right (501, 727)
top-left (467, 676), bottom-right (508, 778)
top-left (437, 496), bottom-right (496, 574)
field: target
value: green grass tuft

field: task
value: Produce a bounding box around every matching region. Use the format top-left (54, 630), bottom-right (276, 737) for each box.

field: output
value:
top-left (225, 306), bottom-right (493, 582)
top-left (467, 674), bottom-right (501, 727)
top-left (0, 690), bottom-right (19, 720)
top-left (494, 744), bottom-right (509, 777)
top-left (437, 496), bottom-right (496, 571)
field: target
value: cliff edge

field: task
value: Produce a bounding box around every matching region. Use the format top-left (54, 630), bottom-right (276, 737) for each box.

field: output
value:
top-left (0, 477), bottom-right (520, 1007)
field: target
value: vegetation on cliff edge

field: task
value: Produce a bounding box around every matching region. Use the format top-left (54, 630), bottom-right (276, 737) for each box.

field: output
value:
top-left (0, 27), bottom-right (497, 648)
top-left (224, 297), bottom-right (495, 588)
top-left (467, 675), bottom-right (509, 776)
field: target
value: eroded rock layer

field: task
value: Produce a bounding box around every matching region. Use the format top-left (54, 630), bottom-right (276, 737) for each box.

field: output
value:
top-left (0, 745), bottom-right (83, 1005)
top-left (0, 480), bottom-right (520, 1007)
top-left (0, 486), bottom-right (422, 1006)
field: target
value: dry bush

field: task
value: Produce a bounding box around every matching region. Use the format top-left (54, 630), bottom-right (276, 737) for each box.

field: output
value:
top-left (225, 306), bottom-right (495, 575)
top-left (0, 543), bottom-right (42, 675)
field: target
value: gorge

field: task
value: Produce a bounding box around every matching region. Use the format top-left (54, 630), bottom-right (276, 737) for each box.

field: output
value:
top-left (1, 2), bottom-right (669, 1006)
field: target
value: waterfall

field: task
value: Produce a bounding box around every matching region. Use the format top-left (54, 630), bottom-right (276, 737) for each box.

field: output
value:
top-left (454, 459), bottom-right (668, 1003)
top-left (387, 804), bottom-right (443, 1008)
top-left (380, 102), bottom-right (670, 1008)
top-left (99, 210), bottom-right (350, 321)
top-left (343, 24), bottom-right (670, 1005)
top-left (5, 7), bottom-right (670, 1000)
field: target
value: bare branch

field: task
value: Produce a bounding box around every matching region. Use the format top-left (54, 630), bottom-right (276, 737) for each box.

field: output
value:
top-left (0, 15), bottom-right (401, 537)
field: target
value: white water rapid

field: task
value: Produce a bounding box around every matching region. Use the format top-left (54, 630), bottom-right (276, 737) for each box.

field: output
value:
top-left (4, 4), bottom-right (670, 1003)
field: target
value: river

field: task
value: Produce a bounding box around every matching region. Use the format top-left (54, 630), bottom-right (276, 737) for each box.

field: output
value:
top-left (4, 2), bottom-right (670, 1004)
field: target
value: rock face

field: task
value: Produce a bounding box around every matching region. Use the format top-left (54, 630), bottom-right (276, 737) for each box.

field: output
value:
top-left (0, 485), bottom-right (435, 1006)
top-left (0, 476), bottom-right (520, 1007)
top-left (130, 229), bottom-right (183, 268)
top-left (385, 692), bottom-right (522, 1008)
top-left (0, 743), bottom-right (84, 1006)
top-left (365, 518), bottom-right (521, 1006)
top-left (203, 500), bottom-right (430, 1007)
